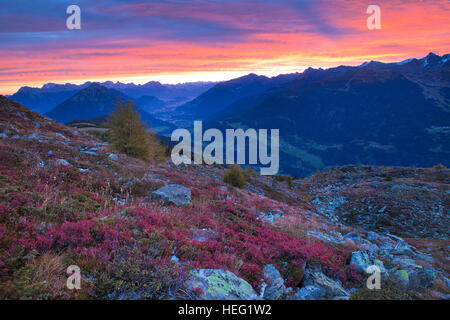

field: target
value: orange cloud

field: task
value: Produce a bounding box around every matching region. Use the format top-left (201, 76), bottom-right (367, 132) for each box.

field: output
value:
top-left (0, 0), bottom-right (449, 94)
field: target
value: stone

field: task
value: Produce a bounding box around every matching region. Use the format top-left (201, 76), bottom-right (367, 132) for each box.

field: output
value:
top-left (186, 269), bottom-right (259, 300)
top-left (108, 153), bottom-right (119, 161)
top-left (151, 184), bottom-right (191, 206)
top-left (255, 211), bottom-right (284, 224)
top-left (55, 159), bottom-right (71, 167)
top-left (26, 132), bottom-right (44, 141)
top-left (262, 264), bottom-right (285, 300)
top-left (343, 232), bottom-right (360, 242)
top-left (350, 250), bottom-right (385, 273)
top-left (393, 269), bottom-right (409, 287)
top-left (80, 150), bottom-right (98, 156)
top-left (409, 268), bottom-right (438, 288)
top-left (0, 130), bottom-right (10, 138)
top-left (55, 132), bottom-right (67, 140)
top-left (367, 231), bottom-right (378, 241)
top-left (301, 269), bottom-right (349, 299)
top-left (292, 286), bottom-right (323, 300)
top-left (391, 257), bottom-right (422, 271)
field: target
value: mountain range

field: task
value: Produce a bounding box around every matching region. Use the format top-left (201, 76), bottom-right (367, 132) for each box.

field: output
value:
top-left (195, 52), bottom-right (450, 176)
top-left (8, 80), bottom-right (216, 114)
top-left (174, 73), bottom-right (299, 120)
top-left (45, 83), bottom-right (175, 134)
top-left (7, 52), bottom-right (450, 176)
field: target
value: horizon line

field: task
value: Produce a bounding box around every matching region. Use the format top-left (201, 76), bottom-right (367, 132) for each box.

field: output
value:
top-left (2, 51), bottom-right (446, 95)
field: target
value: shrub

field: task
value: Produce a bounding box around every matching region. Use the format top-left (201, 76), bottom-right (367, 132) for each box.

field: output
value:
top-left (223, 165), bottom-right (246, 188)
top-left (433, 163), bottom-right (446, 170)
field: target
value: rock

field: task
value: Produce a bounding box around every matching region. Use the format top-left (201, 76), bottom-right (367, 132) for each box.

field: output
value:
top-left (442, 275), bottom-right (450, 289)
top-left (306, 230), bottom-right (343, 244)
top-left (367, 231), bottom-right (378, 241)
top-left (350, 250), bottom-right (385, 273)
top-left (394, 240), bottom-right (411, 253)
top-left (255, 211), bottom-right (284, 224)
top-left (26, 132), bottom-right (44, 141)
top-left (151, 184), bottom-right (191, 206)
top-left (0, 130), bottom-right (10, 138)
top-left (409, 268), bottom-right (438, 288)
top-left (191, 228), bottom-right (219, 242)
top-left (108, 153), bottom-right (119, 161)
top-left (262, 264), bottom-right (285, 300)
top-left (390, 257), bottom-right (422, 271)
top-left (55, 132), bottom-right (66, 140)
top-left (301, 269), bottom-right (349, 299)
top-left (186, 269), bottom-right (259, 300)
top-left (55, 159), bottom-right (71, 167)
top-left (292, 285), bottom-right (323, 300)
top-left (80, 150), bottom-right (98, 156)
top-left (393, 269), bottom-right (409, 287)
top-left (343, 232), bottom-right (360, 242)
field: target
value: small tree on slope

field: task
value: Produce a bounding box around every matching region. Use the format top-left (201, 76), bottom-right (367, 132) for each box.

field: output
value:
top-left (106, 100), bottom-right (165, 162)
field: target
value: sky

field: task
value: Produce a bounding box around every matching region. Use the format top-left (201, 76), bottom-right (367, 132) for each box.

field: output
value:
top-left (0, 0), bottom-right (449, 94)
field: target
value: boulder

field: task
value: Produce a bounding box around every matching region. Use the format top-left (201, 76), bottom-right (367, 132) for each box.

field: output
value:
top-left (409, 268), bottom-right (438, 288)
top-left (55, 159), bottom-right (71, 167)
top-left (108, 153), bottom-right (119, 161)
top-left (151, 184), bottom-right (191, 206)
top-left (186, 269), bottom-right (259, 300)
top-left (292, 285), bottom-right (323, 300)
top-left (262, 264), bottom-right (285, 300)
top-left (393, 269), bottom-right (410, 287)
top-left (350, 250), bottom-right (386, 273)
top-left (343, 232), bottom-right (360, 242)
top-left (301, 269), bottom-right (349, 299)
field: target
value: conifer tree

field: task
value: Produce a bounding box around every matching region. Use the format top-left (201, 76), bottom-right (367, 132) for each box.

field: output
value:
top-left (106, 100), bottom-right (166, 162)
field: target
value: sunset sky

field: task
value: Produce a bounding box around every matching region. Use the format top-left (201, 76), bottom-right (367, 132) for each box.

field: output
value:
top-left (1, 0), bottom-right (449, 94)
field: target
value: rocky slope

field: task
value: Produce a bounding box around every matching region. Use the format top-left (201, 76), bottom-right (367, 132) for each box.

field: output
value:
top-left (0, 96), bottom-right (448, 300)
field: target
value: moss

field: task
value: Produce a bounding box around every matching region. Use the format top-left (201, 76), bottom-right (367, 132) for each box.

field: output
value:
top-left (395, 269), bottom-right (409, 282)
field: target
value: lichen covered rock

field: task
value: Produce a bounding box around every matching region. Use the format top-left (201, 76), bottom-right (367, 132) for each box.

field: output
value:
top-left (186, 269), bottom-right (259, 300)
top-left (350, 250), bottom-right (385, 274)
